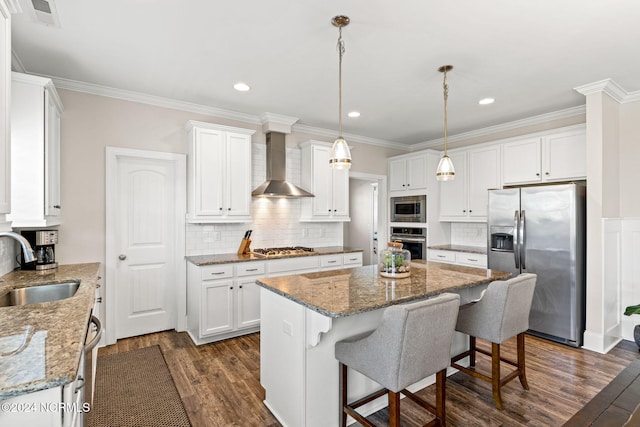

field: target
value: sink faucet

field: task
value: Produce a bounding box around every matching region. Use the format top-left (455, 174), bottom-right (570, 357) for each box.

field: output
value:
top-left (0, 231), bottom-right (36, 263)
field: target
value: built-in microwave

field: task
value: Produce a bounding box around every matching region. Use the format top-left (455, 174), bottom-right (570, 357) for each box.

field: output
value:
top-left (390, 195), bottom-right (426, 223)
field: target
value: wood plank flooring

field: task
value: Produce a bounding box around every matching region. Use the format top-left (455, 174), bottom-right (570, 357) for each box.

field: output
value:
top-left (98, 331), bottom-right (639, 426)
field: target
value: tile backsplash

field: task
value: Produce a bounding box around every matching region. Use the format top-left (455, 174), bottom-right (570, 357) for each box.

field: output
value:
top-left (450, 222), bottom-right (487, 247)
top-left (185, 143), bottom-right (342, 256)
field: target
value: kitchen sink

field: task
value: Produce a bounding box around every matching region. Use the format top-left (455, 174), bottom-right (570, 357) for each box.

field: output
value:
top-left (0, 282), bottom-right (80, 307)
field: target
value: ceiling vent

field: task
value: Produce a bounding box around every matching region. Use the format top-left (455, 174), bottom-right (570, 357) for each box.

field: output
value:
top-left (30, 0), bottom-right (61, 27)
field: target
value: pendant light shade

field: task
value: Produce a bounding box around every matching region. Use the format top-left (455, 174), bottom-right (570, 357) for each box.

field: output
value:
top-left (329, 15), bottom-right (352, 170)
top-left (436, 65), bottom-right (455, 181)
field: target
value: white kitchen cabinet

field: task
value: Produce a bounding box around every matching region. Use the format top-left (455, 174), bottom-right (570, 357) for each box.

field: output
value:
top-left (7, 73), bottom-right (63, 227)
top-left (388, 153), bottom-right (428, 196)
top-left (187, 261), bottom-right (264, 344)
top-left (319, 254), bottom-right (342, 270)
top-left (440, 145), bottom-right (500, 222)
top-left (502, 126), bottom-right (586, 185)
top-left (186, 121), bottom-right (256, 223)
top-left (343, 252), bottom-right (363, 267)
top-left (300, 141), bottom-right (350, 222)
top-left (428, 249), bottom-right (487, 268)
top-left (0, 0), bottom-right (10, 216)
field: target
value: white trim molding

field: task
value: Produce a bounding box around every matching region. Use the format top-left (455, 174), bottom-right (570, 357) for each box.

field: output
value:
top-left (574, 79), bottom-right (640, 104)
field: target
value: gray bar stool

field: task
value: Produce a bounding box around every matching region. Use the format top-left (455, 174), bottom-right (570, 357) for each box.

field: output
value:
top-left (335, 293), bottom-right (460, 427)
top-left (450, 273), bottom-right (537, 410)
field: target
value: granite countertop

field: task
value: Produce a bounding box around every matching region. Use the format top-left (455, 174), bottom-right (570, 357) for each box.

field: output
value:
top-left (256, 261), bottom-right (510, 318)
top-left (0, 263), bottom-right (100, 400)
top-left (428, 244), bottom-right (488, 255)
top-left (186, 246), bottom-right (363, 266)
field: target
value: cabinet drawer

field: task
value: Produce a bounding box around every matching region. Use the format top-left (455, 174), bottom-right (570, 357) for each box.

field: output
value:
top-left (455, 253), bottom-right (487, 268)
top-left (343, 252), bottom-right (363, 266)
top-left (268, 256), bottom-right (320, 275)
top-left (201, 264), bottom-right (233, 280)
top-left (236, 262), bottom-right (265, 277)
top-left (320, 254), bottom-right (342, 268)
top-left (428, 250), bottom-right (456, 263)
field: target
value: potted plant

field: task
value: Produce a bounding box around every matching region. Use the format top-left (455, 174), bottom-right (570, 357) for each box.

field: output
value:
top-left (624, 304), bottom-right (640, 348)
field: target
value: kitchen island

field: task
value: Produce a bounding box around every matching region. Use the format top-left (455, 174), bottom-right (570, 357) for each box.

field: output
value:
top-left (256, 261), bottom-right (510, 427)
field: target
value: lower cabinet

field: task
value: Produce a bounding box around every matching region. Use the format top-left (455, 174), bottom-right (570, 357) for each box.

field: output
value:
top-left (428, 249), bottom-right (487, 268)
top-left (186, 252), bottom-right (364, 345)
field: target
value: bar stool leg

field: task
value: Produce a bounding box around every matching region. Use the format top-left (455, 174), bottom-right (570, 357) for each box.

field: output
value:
top-left (388, 391), bottom-right (401, 427)
top-left (492, 342), bottom-right (504, 410)
top-left (340, 363), bottom-right (347, 427)
top-left (469, 336), bottom-right (477, 367)
top-left (517, 332), bottom-right (529, 390)
top-left (436, 369), bottom-right (446, 427)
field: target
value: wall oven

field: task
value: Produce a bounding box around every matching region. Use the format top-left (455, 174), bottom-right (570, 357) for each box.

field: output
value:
top-left (390, 195), bottom-right (426, 223)
top-left (390, 227), bottom-right (426, 260)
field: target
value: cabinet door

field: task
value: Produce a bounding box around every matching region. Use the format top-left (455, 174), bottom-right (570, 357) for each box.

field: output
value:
top-left (502, 138), bottom-right (541, 185)
top-left (543, 129), bottom-right (586, 181)
top-left (194, 128), bottom-right (225, 216)
top-left (468, 145), bottom-right (500, 219)
top-left (331, 166), bottom-right (349, 218)
top-left (388, 158), bottom-right (407, 192)
top-left (439, 151), bottom-right (467, 218)
top-left (201, 279), bottom-right (234, 336)
top-left (311, 145), bottom-right (332, 217)
top-left (0, 2), bottom-right (9, 215)
top-left (226, 132), bottom-right (252, 217)
top-left (236, 277), bottom-right (260, 329)
top-left (44, 90), bottom-right (61, 217)
top-left (407, 155), bottom-right (427, 191)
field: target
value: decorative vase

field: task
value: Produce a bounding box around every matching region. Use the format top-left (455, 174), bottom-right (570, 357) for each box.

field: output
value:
top-left (379, 242), bottom-right (411, 278)
top-left (634, 324), bottom-right (640, 349)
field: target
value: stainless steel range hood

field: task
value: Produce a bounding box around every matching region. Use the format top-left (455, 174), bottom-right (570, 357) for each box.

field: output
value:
top-left (251, 132), bottom-right (314, 198)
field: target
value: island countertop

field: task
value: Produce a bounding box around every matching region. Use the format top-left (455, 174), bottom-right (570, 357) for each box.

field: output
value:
top-left (0, 263), bottom-right (100, 400)
top-left (256, 261), bottom-right (510, 318)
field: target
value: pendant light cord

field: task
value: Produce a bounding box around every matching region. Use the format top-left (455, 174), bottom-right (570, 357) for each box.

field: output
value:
top-left (443, 68), bottom-right (449, 156)
top-left (337, 26), bottom-right (345, 138)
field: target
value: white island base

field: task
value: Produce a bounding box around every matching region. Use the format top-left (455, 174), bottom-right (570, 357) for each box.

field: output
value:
top-left (260, 285), bottom-right (486, 427)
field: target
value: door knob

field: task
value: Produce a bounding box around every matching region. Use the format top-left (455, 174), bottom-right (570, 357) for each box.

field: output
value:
top-left (118, 254), bottom-right (127, 260)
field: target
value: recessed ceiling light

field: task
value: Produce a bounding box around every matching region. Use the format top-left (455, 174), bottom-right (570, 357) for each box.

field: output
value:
top-left (479, 98), bottom-right (495, 105)
top-left (348, 111), bottom-right (360, 118)
top-left (234, 82), bottom-right (251, 92)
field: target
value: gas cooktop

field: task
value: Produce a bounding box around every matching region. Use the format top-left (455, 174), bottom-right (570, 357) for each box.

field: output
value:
top-left (252, 246), bottom-right (315, 258)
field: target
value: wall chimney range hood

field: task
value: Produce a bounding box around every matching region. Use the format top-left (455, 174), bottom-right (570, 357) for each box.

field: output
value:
top-left (251, 132), bottom-right (314, 198)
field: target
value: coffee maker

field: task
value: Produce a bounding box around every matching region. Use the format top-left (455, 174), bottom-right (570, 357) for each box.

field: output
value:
top-left (21, 230), bottom-right (58, 270)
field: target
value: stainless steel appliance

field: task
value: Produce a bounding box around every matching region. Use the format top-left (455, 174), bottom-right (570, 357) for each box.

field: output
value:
top-left (488, 183), bottom-right (586, 347)
top-left (21, 230), bottom-right (58, 270)
top-left (390, 195), bottom-right (426, 223)
top-left (390, 227), bottom-right (426, 260)
top-left (252, 246), bottom-right (315, 257)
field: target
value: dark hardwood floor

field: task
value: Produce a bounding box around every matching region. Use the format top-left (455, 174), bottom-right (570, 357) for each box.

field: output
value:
top-left (98, 331), bottom-right (639, 426)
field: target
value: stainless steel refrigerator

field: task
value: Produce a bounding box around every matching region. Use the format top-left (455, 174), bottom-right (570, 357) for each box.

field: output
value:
top-left (487, 183), bottom-right (586, 347)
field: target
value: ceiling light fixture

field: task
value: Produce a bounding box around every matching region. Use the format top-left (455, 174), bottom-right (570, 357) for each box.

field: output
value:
top-left (479, 97), bottom-right (495, 105)
top-left (436, 65), bottom-right (455, 181)
top-left (329, 15), bottom-right (352, 170)
top-left (233, 82), bottom-right (251, 92)
top-left (348, 111), bottom-right (360, 118)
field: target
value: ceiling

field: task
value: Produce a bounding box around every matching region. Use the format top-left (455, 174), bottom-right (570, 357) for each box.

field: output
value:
top-left (9, 0), bottom-right (640, 147)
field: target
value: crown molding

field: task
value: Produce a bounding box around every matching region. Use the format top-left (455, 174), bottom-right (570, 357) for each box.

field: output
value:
top-left (260, 112), bottom-right (299, 134)
top-left (411, 104), bottom-right (586, 150)
top-left (47, 74), bottom-right (263, 125)
top-left (574, 78), bottom-right (640, 104)
top-left (292, 123), bottom-right (409, 150)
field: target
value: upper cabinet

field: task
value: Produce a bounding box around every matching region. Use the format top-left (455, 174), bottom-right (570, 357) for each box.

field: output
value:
top-left (8, 73), bottom-right (63, 228)
top-left (186, 121), bottom-right (255, 223)
top-left (389, 153), bottom-right (428, 196)
top-left (502, 127), bottom-right (586, 185)
top-left (300, 140), bottom-right (350, 222)
top-left (439, 145), bottom-right (501, 222)
top-left (0, 1), bottom-right (10, 217)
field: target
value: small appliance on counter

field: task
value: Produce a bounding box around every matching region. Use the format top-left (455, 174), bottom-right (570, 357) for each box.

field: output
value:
top-left (21, 230), bottom-right (58, 270)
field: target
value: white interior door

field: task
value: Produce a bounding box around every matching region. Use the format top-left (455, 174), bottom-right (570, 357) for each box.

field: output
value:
top-left (106, 148), bottom-right (186, 342)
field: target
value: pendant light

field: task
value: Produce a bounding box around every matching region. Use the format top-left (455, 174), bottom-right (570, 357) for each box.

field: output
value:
top-left (436, 65), bottom-right (455, 181)
top-left (329, 15), bottom-right (352, 170)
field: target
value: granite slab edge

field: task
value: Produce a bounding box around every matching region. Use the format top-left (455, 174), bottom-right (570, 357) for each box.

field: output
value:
top-left (186, 246), bottom-right (364, 266)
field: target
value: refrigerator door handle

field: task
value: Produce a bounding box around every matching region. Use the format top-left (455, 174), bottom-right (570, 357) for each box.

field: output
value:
top-left (514, 210), bottom-right (520, 269)
top-left (520, 210), bottom-right (526, 270)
